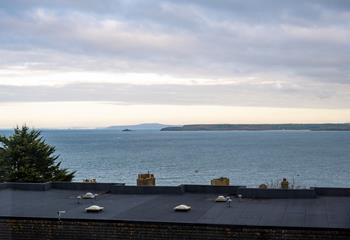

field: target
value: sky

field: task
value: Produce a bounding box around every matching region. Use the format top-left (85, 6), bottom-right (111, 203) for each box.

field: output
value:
top-left (1, 0), bottom-right (350, 128)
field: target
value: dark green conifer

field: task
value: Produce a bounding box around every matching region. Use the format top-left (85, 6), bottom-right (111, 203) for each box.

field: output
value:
top-left (0, 126), bottom-right (75, 182)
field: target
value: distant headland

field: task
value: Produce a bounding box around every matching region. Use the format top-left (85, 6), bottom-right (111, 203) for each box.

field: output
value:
top-left (106, 123), bottom-right (175, 130)
top-left (161, 123), bottom-right (350, 131)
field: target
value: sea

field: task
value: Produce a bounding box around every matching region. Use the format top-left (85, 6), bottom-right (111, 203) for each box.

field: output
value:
top-left (1, 129), bottom-right (350, 188)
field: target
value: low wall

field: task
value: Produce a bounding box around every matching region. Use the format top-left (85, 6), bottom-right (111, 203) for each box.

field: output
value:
top-left (51, 182), bottom-right (123, 192)
top-left (2, 182), bottom-right (350, 198)
top-left (111, 185), bottom-right (184, 194)
top-left (0, 217), bottom-right (349, 240)
top-left (237, 188), bottom-right (317, 199)
top-left (181, 184), bottom-right (243, 195)
top-left (111, 185), bottom-right (244, 195)
top-left (0, 182), bottom-right (125, 192)
top-left (5, 182), bottom-right (51, 191)
top-left (313, 187), bottom-right (350, 196)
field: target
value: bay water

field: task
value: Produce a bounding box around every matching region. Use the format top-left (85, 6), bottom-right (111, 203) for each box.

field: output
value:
top-left (1, 129), bottom-right (349, 187)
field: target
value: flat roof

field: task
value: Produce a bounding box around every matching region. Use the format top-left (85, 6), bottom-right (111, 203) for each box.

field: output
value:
top-left (1, 188), bottom-right (349, 229)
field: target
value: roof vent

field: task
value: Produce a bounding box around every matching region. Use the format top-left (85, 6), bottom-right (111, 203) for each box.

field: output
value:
top-left (174, 204), bottom-right (191, 212)
top-left (215, 195), bottom-right (227, 202)
top-left (82, 192), bottom-right (96, 199)
top-left (85, 205), bottom-right (104, 212)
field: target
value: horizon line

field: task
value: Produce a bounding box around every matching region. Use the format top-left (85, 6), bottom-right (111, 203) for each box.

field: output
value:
top-left (1, 122), bottom-right (350, 130)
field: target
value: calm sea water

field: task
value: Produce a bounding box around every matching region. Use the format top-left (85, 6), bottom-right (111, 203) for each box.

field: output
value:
top-left (1, 129), bottom-right (350, 187)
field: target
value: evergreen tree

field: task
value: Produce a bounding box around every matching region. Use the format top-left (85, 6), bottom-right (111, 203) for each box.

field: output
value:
top-left (0, 126), bottom-right (75, 182)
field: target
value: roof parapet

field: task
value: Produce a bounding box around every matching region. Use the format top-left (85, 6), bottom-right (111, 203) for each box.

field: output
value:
top-left (1, 182), bottom-right (350, 198)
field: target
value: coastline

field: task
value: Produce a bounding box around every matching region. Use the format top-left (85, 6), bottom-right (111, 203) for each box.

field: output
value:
top-left (161, 123), bottom-right (350, 131)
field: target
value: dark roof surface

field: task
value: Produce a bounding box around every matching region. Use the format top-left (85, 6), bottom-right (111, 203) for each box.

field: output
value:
top-left (1, 188), bottom-right (349, 229)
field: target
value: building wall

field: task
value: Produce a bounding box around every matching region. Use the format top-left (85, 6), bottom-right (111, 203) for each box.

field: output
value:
top-left (0, 218), bottom-right (349, 240)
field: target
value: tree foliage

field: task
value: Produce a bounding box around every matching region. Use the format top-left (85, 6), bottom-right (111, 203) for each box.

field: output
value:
top-left (0, 126), bottom-right (75, 182)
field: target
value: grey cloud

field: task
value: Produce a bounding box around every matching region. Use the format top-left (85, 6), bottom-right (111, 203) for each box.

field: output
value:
top-left (0, 0), bottom-right (350, 106)
top-left (0, 82), bottom-right (349, 109)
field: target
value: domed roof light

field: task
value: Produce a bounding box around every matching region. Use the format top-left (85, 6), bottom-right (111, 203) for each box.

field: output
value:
top-left (85, 205), bottom-right (104, 212)
top-left (215, 195), bottom-right (227, 202)
top-left (82, 192), bottom-right (96, 199)
top-left (174, 204), bottom-right (191, 212)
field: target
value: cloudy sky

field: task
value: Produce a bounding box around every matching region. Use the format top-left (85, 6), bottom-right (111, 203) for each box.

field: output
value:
top-left (1, 0), bottom-right (350, 128)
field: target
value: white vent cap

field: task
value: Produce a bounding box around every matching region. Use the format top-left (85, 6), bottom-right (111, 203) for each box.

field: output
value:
top-left (215, 195), bottom-right (227, 202)
top-left (85, 205), bottom-right (104, 212)
top-left (82, 192), bottom-right (96, 199)
top-left (174, 204), bottom-right (191, 211)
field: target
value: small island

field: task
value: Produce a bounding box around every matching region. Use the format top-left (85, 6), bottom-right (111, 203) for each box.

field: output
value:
top-left (122, 129), bottom-right (133, 132)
